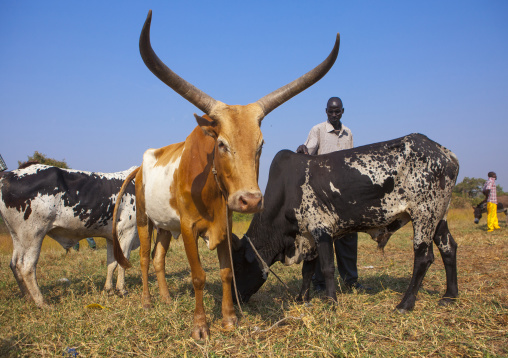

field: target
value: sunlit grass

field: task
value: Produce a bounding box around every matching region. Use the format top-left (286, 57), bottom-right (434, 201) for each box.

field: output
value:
top-left (0, 208), bottom-right (507, 357)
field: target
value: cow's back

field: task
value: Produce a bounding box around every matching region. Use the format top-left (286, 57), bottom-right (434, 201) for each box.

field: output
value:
top-left (256, 134), bottom-right (459, 243)
top-left (0, 165), bottom-right (137, 239)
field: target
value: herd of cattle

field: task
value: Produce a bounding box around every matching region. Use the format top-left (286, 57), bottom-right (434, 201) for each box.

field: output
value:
top-left (0, 10), bottom-right (481, 340)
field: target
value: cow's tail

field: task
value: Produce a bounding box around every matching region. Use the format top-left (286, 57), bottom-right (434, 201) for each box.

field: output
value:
top-left (113, 167), bottom-right (140, 269)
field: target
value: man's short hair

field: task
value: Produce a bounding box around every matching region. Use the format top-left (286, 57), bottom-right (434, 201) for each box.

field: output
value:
top-left (488, 171), bottom-right (496, 178)
top-left (327, 97), bottom-right (343, 108)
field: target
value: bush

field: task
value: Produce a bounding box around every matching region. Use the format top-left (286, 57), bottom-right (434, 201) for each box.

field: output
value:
top-left (450, 194), bottom-right (473, 209)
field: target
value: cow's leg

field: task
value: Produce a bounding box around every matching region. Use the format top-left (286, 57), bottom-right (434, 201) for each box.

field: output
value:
top-left (216, 238), bottom-right (238, 331)
top-left (181, 225), bottom-right (209, 340)
top-left (11, 234), bottom-right (46, 307)
top-left (298, 258), bottom-right (318, 302)
top-left (316, 233), bottom-right (337, 302)
top-left (10, 236), bottom-right (31, 298)
top-left (114, 229), bottom-right (140, 296)
top-left (432, 220), bottom-right (458, 306)
top-left (396, 222), bottom-right (435, 313)
top-left (104, 241), bottom-right (117, 295)
top-left (135, 190), bottom-right (153, 309)
top-left (153, 229), bottom-right (172, 304)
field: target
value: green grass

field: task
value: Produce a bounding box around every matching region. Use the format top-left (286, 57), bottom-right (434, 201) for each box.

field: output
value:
top-left (0, 208), bottom-right (507, 357)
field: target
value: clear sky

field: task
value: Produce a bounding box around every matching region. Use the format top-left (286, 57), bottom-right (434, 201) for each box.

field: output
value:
top-left (1, 1), bottom-right (507, 191)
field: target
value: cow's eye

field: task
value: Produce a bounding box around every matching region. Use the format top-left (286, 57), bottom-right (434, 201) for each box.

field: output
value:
top-left (218, 140), bottom-right (229, 153)
top-left (257, 140), bottom-right (264, 154)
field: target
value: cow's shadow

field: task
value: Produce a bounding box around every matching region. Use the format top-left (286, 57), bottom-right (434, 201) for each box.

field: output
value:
top-left (39, 267), bottom-right (440, 324)
top-left (238, 272), bottom-right (441, 312)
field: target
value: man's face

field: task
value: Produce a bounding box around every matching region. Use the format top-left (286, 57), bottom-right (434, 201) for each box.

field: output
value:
top-left (326, 100), bottom-right (344, 128)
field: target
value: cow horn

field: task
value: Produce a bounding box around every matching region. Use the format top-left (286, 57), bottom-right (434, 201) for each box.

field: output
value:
top-left (139, 10), bottom-right (218, 115)
top-left (256, 33), bottom-right (340, 117)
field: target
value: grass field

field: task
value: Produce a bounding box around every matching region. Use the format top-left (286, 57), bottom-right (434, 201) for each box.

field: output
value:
top-left (0, 209), bottom-right (506, 357)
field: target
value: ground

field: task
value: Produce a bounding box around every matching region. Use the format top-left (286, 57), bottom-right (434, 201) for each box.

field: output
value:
top-left (0, 208), bottom-right (506, 357)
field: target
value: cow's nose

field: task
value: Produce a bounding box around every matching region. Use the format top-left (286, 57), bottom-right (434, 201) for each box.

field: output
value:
top-left (474, 219), bottom-right (479, 224)
top-left (229, 191), bottom-right (263, 213)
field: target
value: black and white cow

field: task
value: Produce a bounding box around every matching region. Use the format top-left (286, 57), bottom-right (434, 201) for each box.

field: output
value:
top-left (0, 164), bottom-right (140, 307)
top-left (232, 133), bottom-right (459, 313)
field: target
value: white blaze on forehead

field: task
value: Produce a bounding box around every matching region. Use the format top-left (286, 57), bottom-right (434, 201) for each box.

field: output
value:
top-left (142, 148), bottom-right (182, 237)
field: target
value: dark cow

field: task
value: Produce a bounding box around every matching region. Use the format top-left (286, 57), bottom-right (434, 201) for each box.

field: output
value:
top-left (0, 164), bottom-right (140, 307)
top-left (232, 133), bottom-right (459, 313)
top-left (473, 195), bottom-right (508, 224)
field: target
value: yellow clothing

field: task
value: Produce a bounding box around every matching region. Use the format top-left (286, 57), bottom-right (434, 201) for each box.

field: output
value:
top-left (487, 202), bottom-right (501, 232)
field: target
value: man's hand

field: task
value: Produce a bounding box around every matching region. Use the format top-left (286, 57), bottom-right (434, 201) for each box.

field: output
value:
top-left (296, 144), bottom-right (309, 154)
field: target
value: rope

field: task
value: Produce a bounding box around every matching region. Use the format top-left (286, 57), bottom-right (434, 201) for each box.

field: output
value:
top-left (243, 234), bottom-right (296, 297)
top-left (211, 149), bottom-right (244, 316)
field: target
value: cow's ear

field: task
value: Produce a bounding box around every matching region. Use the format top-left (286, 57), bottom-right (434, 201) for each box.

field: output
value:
top-left (195, 114), bottom-right (218, 139)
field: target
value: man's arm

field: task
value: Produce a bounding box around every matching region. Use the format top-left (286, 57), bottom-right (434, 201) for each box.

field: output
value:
top-left (296, 144), bottom-right (309, 154)
top-left (303, 126), bottom-right (319, 155)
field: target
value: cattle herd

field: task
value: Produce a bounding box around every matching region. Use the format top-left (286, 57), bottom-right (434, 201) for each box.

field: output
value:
top-left (0, 10), bottom-right (467, 340)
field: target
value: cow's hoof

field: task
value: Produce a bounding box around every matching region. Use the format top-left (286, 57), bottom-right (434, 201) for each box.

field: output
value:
top-left (438, 297), bottom-right (455, 306)
top-left (221, 317), bottom-right (238, 331)
top-left (296, 294), bottom-right (311, 303)
top-left (105, 288), bottom-right (115, 296)
top-left (142, 298), bottom-right (152, 309)
top-left (116, 289), bottom-right (128, 297)
top-left (395, 305), bottom-right (414, 314)
top-left (191, 325), bottom-right (210, 341)
top-left (38, 302), bottom-right (53, 310)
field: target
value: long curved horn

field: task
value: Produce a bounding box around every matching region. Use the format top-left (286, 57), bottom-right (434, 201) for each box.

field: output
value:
top-left (139, 10), bottom-right (217, 115)
top-left (256, 33), bottom-right (340, 117)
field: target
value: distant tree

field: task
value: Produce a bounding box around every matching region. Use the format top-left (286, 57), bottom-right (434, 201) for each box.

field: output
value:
top-left (18, 151), bottom-right (69, 169)
top-left (453, 177), bottom-right (485, 199)
top-left (453, 176), bottom-right (505, 205)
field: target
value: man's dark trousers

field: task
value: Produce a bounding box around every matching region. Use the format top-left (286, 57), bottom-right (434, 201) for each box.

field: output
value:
top-left (313, 232), bottom-right (358, 287)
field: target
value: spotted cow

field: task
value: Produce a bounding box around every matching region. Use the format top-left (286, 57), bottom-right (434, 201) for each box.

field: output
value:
top-left (0, 164), bottom-right (140, 307)
top-left (232, 133), bottom-right (459, 313)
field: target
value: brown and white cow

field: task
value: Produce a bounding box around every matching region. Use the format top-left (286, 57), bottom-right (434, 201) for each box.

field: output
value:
top-left (113, 10), bottom-right (340, 340)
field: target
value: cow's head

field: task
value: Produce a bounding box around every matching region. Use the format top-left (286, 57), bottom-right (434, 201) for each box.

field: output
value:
top-left (140, 10), bottom-right (339, 213)
top-left (230, 234), bottom-right (267, 302)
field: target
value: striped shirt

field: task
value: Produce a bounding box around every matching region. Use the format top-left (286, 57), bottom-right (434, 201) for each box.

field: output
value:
top-left (304, 121), bottom-right (353, 155)
top-left (483, 177), bottom-right (497, 204)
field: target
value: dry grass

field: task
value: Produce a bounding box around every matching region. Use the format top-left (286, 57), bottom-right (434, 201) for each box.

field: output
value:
top-left (0, 208), bottom-right (507, 357)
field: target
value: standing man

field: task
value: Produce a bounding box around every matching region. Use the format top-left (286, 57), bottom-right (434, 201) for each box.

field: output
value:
top-left (296, 97), bottom-right (366, 291)
top-left (483, 172), bottom-right (501, 232)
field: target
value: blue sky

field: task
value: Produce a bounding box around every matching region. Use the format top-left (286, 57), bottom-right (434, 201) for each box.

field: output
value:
top-left (1, 1), bottom-right (507, 191)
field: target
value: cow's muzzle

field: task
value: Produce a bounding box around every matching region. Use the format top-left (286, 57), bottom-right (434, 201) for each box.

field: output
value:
top-left (228, 191), bottom-right (263, 213)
